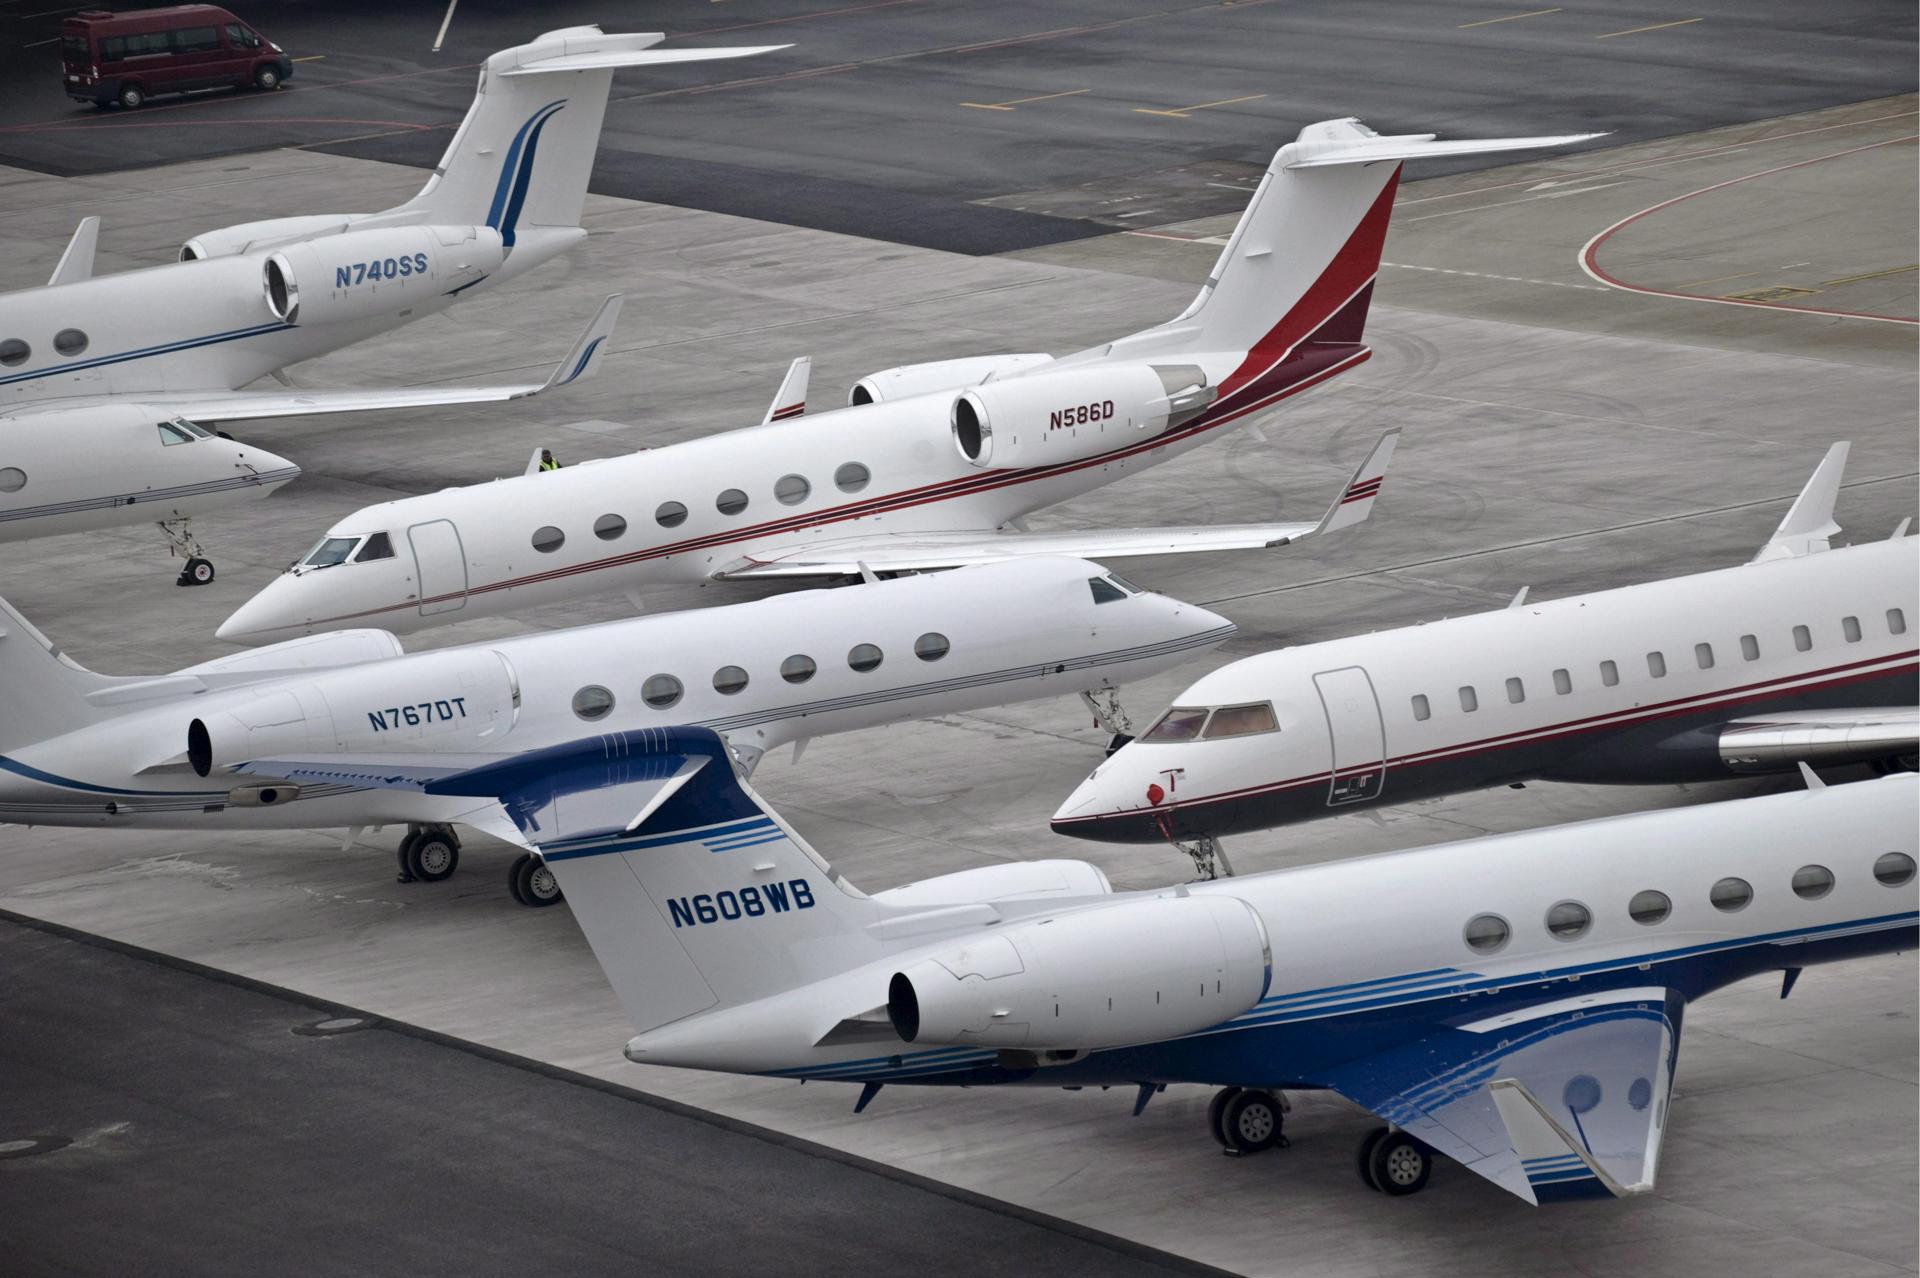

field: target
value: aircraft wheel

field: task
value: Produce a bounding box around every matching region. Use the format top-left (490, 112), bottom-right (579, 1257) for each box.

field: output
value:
top-left (1357, 1126), bottom-right (1388, 1190)
top-left (177, 557), bottom-right (215, 587)
top-left (117, 83), bottom-right (144, 109)
top-left (408, 829), bottom-right (460, 883)
top-left (254, 66), bottom-right (281, 91)
top-left (507, 854), bottom-right (530, 905)
top-left (1366, 1130), bottom-right (1431, 1197)
top-left (395, 831), bottom-right (421, 883)
top-left (513, 853), bottom-right (564, 908)
top-left (1206, 1087), bottom-right (1242, 1149)
top-left (1220, 1089), bottom-right (1285, 1154)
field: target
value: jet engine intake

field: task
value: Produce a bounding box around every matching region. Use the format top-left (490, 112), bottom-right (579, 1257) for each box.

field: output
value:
top-left (887, 894), bottom-right (1269, 1051)
top-left (849, 353), bottom-right (1054, 406)
top-left (188, 648), bottom-right (519, 777)
top-left (952, 363), bottom-right (1213, 470)
top-left (262, 225), bottom-right (504, 324)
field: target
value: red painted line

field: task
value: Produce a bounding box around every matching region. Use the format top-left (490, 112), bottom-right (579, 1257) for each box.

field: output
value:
top-left (1577, 136), bottom-right (1920, 325)
top-left (1062, 651), bottom-right (1919, 823)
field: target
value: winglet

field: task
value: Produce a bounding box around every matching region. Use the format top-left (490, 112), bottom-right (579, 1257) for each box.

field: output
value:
top-left (530, 295), bottom-right (623, 396)
top-left (1311, 428), bottom-right (1400, 537)
top-left (762, 356), bottom-right (812, 424)
top-left (1488, 1079), bottom-right (1639, 1203)
top-left (48, 216), bottom-right (99, 287)
top-left (1753, 442), bottom-right (1848, 563)
top-left (498, 33), bottom-right (790, 76)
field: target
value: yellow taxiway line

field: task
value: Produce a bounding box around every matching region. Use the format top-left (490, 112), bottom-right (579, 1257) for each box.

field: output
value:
top-left (960, 88), bottom-right (1089, 111)
top-left (1597, 17), bottom-right (1702, 39)
top-left (1458, 8), bottom-right (1560, 29)
top-left (1134, 93), bottom-right (1266, 119)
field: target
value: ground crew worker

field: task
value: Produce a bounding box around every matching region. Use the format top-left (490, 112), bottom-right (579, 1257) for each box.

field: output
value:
top-left (539, 449), bottom-right (561, 472)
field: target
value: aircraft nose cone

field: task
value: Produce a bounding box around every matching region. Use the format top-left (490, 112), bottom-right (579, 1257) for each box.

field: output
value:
top-left (216, 577), bottom-right (300, 644)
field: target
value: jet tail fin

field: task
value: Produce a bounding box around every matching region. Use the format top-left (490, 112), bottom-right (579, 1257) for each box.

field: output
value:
top-left (1109, 119), bottom-right (1600, 369)
top-left (0, 594), bottom-right (117, 752)
top-left (1753, 441), bottom-right (1848, 563)
top-left (394, 29), bottom-right (784, 244)
top-left (438, 728), bottom-right (882, 1034)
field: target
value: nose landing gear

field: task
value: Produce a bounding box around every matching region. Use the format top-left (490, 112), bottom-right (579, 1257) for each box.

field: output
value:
top-left (1169, 833), bottom-right (1234, 880)
top-left (1080, 688), bottom-right (1136, 756)
top-left (158, 517), bottom-right (217, 586)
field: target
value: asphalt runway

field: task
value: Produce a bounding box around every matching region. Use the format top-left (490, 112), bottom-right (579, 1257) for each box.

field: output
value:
top-left (0, 1), bottom-right (1912, 252)
top-left (0, 916), bottom-right (1221, 1278)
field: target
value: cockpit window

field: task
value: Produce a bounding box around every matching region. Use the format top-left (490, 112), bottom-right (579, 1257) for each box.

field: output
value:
top-left (1106, 573), bottom-right (1144, 595)
top-left (1202, 702), bottom-right (1278, 739)
top-left (302, 536), bottom-right (360, 568)
top-left (1141, 706), bottom-right (1209, 742)
top-left (353, 531), bottom-right (395, 563)
top-left (1089, 577), bottom-right (1128, 605)
top-left (157, 420), bottom-right (198, 446)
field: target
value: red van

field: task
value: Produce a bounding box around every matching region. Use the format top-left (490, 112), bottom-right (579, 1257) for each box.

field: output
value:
top-left (61, 6), bottom-right (293, 109)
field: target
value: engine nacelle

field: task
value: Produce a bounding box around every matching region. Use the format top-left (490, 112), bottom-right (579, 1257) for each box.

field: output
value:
top-left (951, 362), bottom-right (1213, 470)
top-left (849, 353), bottom-right (1054, 406)
top-left (263, 225), bottom-right (503, 325)
top-left (872, 859), bottom-right (1112, 909)
top-left (887, 894), bottom-right (1269, 1051)
top-left (188, 647), bottom-right (518, 777)
top-left (182, 629), bottom-right (405, 678)
top-left (181, 214), bottom-right (357, 261)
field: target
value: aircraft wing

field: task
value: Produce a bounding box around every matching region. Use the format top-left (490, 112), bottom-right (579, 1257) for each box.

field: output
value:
top-left (1717, 706), bottom-right (1919, 772)
top-left (138, 295), bottom-right (621, 425)
top-left (1302, 986), bottom-right (1682, 1205)
top-left (231, 735), bottom-right (710, 849)
top-left (716, 428), bottom-right (1397, 580)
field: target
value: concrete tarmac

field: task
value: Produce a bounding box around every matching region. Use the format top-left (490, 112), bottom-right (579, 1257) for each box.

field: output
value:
top-left (0, 65), bottom-right (1913, 1278)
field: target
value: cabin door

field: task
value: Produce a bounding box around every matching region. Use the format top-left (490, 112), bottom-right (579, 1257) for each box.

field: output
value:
top-left (1312, 666), bottom-right (1386, 806)
top-left (407, 519), bottom-right (468, 617)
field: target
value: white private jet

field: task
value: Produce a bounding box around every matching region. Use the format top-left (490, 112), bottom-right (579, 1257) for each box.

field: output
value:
top-left (1052, 444), bottom-right (1919, 874)
top-left (0, 557), bottom-right (1230, 904)
top-left (0, 27), bottom-right (780, 583)
top-left (310, 720), bottom-right (1918, 1204)
top-left (215, 117), bottom-right (1604, 643)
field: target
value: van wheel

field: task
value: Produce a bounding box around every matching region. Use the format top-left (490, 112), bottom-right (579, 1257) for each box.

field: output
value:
top-left (254, 66), bottom-right (280, 90)
top-left (117, 84), bottom-right (144, 109)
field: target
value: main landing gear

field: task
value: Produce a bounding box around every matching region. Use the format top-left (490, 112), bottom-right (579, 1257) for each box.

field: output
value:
top-left (158, 516), bottom-right (216, 587)
top-left (1357, 1126), bottom-right (1433, 1196)
top-left (1201, 1092), bottom-right (1437, 1196)
top-left (507, 852), bottom-right (564, 908)
top-left (1206, 1087), bottom-right (1290, 1154)
top-left (395, 824), bottom-right (461, 883)
top-left (1080, 688), bottom-right (1136, 757)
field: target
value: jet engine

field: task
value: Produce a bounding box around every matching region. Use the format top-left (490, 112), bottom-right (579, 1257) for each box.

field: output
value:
top-left (182, 629), bottom-right (406, 678)
top-left (188, 647), bottom-right (519, 777)
top-left (849, 353), bottom-right (1055, 406)
top-left (181, 214), bottom-right (357, 261)
top-left (262, 225), bottom-right (504, 325)
top-left (886, 893), bottom-right (1269, 1051)
top-left (872, 859), bottom-right (1112, 909)
top-left (951, 363), bottom-right (1214, 470)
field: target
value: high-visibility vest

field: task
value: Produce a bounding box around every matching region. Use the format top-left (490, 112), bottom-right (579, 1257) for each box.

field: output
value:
top-left (540, 458), bottom-right (560, 471)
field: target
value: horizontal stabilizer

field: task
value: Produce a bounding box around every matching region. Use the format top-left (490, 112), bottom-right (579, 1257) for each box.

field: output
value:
top-left (133, 295), bottom-right (621, 424)
top-left (1754, 441), bottom-right (1848, 563)
top-left (500, 38), bottom-right (789, 76)
top-left (1285, 120), bottom-right (1607, 169)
